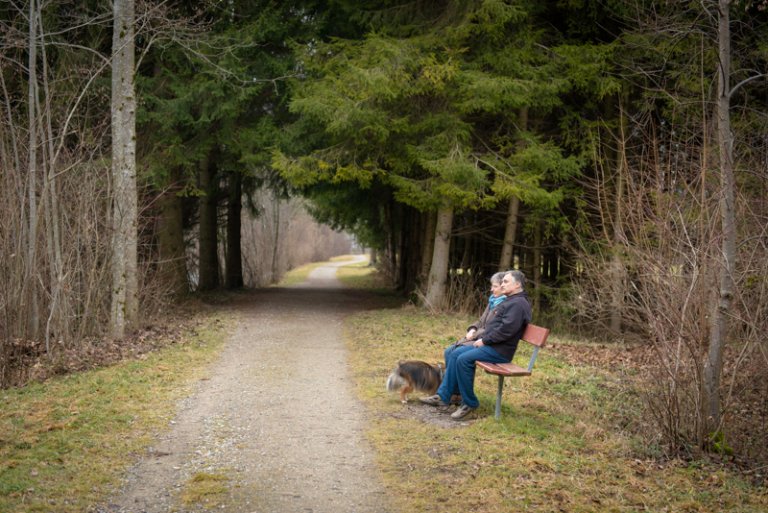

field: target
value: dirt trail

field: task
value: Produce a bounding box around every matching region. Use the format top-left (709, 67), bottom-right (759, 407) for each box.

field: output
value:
top-left (98, 256), bottom-right (394, 513)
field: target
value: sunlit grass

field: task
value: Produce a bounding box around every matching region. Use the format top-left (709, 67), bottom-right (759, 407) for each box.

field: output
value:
top-left (336, 259), bottom-right (392, 293)
top-left (344, 307), bottom-right (768, 513)
top-left (0, 314), bottom-right (232, 513)
top-left (276, 261), bottom-right (327, 286)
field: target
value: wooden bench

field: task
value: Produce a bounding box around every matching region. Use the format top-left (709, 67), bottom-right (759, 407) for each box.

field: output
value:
top-left (476, 323), bottom-right (550, 419)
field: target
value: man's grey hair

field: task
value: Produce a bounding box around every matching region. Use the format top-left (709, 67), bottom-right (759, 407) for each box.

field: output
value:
top-left (505, 269), bottom-right (526, 289)
top-left (489, 271), bottom-right (505, 285)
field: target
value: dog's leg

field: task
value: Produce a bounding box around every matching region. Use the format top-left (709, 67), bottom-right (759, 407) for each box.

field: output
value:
top-left (400, 384), bottom-right (413, 404)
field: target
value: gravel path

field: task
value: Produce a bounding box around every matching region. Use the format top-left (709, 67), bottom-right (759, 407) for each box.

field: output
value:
top-left (98, 256), bottom-right (393, 513)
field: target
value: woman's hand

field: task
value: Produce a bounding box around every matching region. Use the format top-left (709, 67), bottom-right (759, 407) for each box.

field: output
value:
top-left (466, 328), bottom-right (477, 340)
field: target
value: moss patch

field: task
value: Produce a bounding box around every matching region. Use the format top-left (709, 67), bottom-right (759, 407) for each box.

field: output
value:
top-left (179, 472), bottom-right (232, 509)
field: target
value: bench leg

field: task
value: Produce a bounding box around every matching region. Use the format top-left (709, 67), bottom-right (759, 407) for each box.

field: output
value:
top-left (495, 375), bottom-right (504, 419)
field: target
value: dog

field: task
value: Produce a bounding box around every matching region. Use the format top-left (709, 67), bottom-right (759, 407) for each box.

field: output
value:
top-left (386, 360), bottom-right (443, 404)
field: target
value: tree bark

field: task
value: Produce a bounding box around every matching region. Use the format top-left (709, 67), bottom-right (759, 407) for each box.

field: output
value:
top-left (532, 218), bottom-right (542, 314)
top-left (425, 203), bottom-right (453, 309)
top-left (419, 210), bottom-right (436, 285)
top-left (397, 206), bottom-right (420, 294)
top-left (225, 172), bottom-right (243, 288)
top-left (198, 154), bottom-right (219, 291)
top-left (498, 196), bottom-right (519, 271)
top-left (270, 191), bottom-right (281, 284)
top-left (110, 0), bottom-right (137, 338)
top-left (38, 17), bottom-right (69, 350)
top-left (701, 0), bottom-right (735, 446)
top-left (157, 168), bottom-right (188, 296)
top-left (25, 0), bottom-right (40, 338)
top-left (609, 99), bottom-right (628, 335)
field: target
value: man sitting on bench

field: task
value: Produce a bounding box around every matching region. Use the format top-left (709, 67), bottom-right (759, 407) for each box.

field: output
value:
top-left (420, 270), bottom-right (532, 420)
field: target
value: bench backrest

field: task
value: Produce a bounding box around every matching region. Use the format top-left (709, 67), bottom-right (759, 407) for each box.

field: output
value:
top-left (521, 323), bottom-right (550, 372)
top-left (522, 323), bottom-right (550, 348)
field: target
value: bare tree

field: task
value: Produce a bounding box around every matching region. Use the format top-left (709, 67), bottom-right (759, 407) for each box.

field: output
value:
top-left (701, 0), bottom-right (736, 445)
top-left (25, 0), bottom-right (40, 338)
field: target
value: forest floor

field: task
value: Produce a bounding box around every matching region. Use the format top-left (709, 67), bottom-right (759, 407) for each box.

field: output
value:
top-left (95, 254), bottom-right (395, 513)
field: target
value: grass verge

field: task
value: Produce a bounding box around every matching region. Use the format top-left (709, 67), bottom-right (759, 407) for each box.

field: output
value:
top-left (329, 254), bottom-right (363, 263)
top-left (344, 306), bottom-right (768, 513)
top-left (335, 258), bottom-right (393, 293)
top-left (0, 313), bottom-right (232, 513)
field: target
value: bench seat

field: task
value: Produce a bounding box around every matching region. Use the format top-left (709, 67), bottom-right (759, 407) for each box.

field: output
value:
top-left (476, 361), bottom-right (531, 377)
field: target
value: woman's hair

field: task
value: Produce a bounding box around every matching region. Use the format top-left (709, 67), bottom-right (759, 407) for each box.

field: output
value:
top-left (490, 271), bottom-right (505, 285)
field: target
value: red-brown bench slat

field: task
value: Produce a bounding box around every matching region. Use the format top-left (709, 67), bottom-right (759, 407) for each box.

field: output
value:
top-left (476, 361), bottom-right (530, 377)
top-left (476, 323), bottom-right (550, 419)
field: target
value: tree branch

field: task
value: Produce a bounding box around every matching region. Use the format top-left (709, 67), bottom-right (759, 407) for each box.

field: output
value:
top-left (728, 73), bottom-right (766, 99)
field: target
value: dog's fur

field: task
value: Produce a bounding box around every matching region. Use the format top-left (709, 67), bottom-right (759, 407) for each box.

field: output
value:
top-left (386, 360), bottom-right (443, 403)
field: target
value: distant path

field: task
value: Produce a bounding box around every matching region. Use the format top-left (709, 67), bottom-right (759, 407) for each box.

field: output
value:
top-left (98, 255), bottom-right (393, 513)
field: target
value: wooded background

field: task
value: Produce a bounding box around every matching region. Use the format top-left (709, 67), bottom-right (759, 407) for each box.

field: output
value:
top-left (1, 0), bottom-right (766, 460)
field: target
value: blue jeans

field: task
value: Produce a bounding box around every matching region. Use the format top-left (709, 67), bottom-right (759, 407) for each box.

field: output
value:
top-left (437, 345), bottom-right (508, 409)
top-left (443, 341), bottom-right (467, 366)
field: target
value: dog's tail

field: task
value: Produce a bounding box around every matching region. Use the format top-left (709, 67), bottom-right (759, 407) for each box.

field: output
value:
top-left (386, 371), bottom-right (406, 392)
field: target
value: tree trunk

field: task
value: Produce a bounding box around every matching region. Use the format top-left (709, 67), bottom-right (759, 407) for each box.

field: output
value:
top-left (701, 0), bottom-right (735, 447)
top-left (110, 0), bottom-right (137, 338)
top-left (609, 99), bottom-right (628, 335)
top-left (425, 204), bottom-right (453, 309)
top-left (532, 219), bottom-right (542, 315)
top-left (397, 206), bottom-right (420, 294)
top-left (198, 154), bottom-right (219, 291)
top-left (25, 0), bottom-right (41, 339)
top-left (499, 107), bottom-right (528, 271)
top-left (397, 206), bottom-right (410, 290)
top-left (499, 196), bottom-right (519, 271)
top-left (157, 167), bottom-right (188, 296)
top-left (419, 210), bottom-right (436, 285)
top-left (39, 20), bottom-right (69, 350)
top-left (270, 191), bottom-right (280, 284)
top-left (225, 173), bottom-right (243, 288)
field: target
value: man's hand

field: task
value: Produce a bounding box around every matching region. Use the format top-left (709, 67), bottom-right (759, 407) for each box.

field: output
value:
top-left (473, 339), bottom-right (485, 348)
